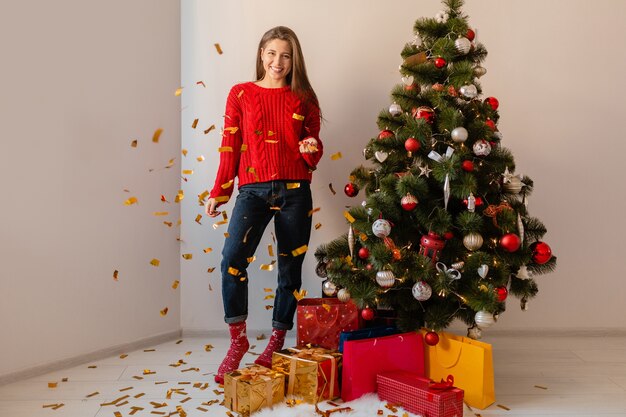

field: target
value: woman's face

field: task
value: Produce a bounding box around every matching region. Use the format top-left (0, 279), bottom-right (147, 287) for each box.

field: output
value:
top-left (260, 39), bottom-right (292, 85)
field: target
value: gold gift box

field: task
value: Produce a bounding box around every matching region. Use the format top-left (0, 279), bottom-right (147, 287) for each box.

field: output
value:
top-left (272, 347), bottom-right (341, 404)
top-left (224, 365), bottom-right (285, 416)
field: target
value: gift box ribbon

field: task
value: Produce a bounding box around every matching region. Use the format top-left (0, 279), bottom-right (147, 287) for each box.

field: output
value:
top-left (429, 374), bottom-right (455, 391)
top-left (229, 367), bottom-right (276, 411)
top-left (285, 347), bottom-right (337, 403)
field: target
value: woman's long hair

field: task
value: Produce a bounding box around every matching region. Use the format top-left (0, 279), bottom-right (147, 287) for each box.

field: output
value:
top-left (255, 26), bottom-right (319, 108)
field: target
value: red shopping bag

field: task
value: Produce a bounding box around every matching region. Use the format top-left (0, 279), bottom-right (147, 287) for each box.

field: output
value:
top-left (296, 298), bottom-right (359, 350)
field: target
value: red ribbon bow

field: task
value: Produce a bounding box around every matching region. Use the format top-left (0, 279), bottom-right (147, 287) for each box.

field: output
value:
top-left (429, 374), bottom-right (454, 390)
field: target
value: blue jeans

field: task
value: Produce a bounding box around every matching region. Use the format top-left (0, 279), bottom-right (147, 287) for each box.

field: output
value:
top-left (221, 181), bottom-right (312, 330)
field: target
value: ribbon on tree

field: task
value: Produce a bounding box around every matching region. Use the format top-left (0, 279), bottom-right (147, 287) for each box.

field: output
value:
top-left (427, 146), bottom-right (454, 210)
top-left (436, 262), bottom-right (461, 280)
top-left (484, 202), bottom-right (513, 228)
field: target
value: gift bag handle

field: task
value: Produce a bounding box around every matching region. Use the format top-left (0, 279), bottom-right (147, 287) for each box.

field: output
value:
top-left (434, 336), bottom-right (463, 369)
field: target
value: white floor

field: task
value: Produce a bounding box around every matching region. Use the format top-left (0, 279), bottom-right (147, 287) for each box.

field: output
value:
top-left (1, 333), bottom-right (626, 417)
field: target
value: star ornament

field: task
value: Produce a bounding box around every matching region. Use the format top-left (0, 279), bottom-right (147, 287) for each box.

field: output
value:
top-left (419, 164), bottom-right (432, 178)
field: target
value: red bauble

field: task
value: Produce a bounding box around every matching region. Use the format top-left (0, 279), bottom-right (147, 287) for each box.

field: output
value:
top-left (378, 129), bottom-right (395, 140)
top-left (500, 233), bottom-right (521, 252)
top-left (404, 83), bottom-right (418, 92)
top-left (485, 119), bottom-right (496, 130)
top-left (432, 83), bottom-right (445, 92)
top-left (344, 182), bottom-right (359, 197)
top-left (401, 193), bottom-right (418, 211)
top-left (424, 331), bottom-right (440, 346)
top-left (443, 231), bottom-right (454, 240)
top-left (434, 57), bottom-right (447, 68)
top-left (366, 263), bottom-right (374, 270)
top-left (361, 308), bottom-right (375, 321)
top-left (530, 241), bottom-right (553, 264)
top-left (466, 28), bottom-right (476, 41)
top-left (461, 160), bottom-right (474, 172)
top-left (404, 137), bottom-right (421, 152)
top-left (358, 247), bottom-right (370, 259)
top-left (484, 97), bottom-right (499, 111)
top-left (412, 106), bottom-right (435, 124)
top-left (495, 286), bottom-right (508, 302)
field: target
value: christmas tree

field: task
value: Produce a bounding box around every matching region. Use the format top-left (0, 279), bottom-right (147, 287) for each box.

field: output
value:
top-left (315, 0), bottom-right (556, 339)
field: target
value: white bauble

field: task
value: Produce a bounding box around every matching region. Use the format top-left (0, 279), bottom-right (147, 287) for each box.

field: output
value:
top-left (389, 102), bottom-right (402, 117)
top-left (412, 281), bottom-right (432, 301)
top-left (472, 139), bottom-right (492, 156)
top-left (376, 270), bottom-right (396, 288)
top-left (337, 288), bottom-right (351, 302)
top-left (451, 127), bottom-right (468, 143)
top-left (372, 219), bottom-right (392, 238)
top-left (459, 84), bottom-right (478, 98)
top-left (475, 310), bottom-right (496, 328)
top-left (455, 37), bottom-right (471, 54)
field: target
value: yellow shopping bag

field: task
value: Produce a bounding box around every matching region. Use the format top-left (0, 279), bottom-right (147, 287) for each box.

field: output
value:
top-left (421, 330), bottom-right (495, 409)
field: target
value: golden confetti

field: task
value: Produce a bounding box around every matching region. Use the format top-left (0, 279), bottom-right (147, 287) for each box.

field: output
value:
top-left (182, 149), bottom-right (188, 156)
top-left (293, 289), bottom-right (307, 301)
top-left (264, 294), bottom-right (275, 300)
top-left (315, 223), bottom-right (322, 230)
top-left (265, 139), bottom-right (279, 144)
top-left (131, 139), bottom-right (138, 148)
top-left (182, 169), bottom-right (193, 175)
top-left (150, 258), bottom-right (160, 267)
top-left (42, 403), bottom-right (61, 409)
top-left (119, 354), bottom-right (128, 359)
top-left (224, 127), bottom-right (239, 134)
top-left (203, 247), bottom-right (213, 254)
top-left (114, 412), bottom-right (123, 417)
top-left (197, 407), bottom-right (208, 412)
top-left (214, 43), bottom-right (223, 54)
top-left (292, 113), bottom-right (304, 121)
top-left (534, 385), bottom-right (548, 390)
top-left (196, 155), bottom-right (205, 162)
top-left (194, 214), bottom-right (202, 224)
top-left (221, 179), bottom-right (234, 189)
top-left (247, 256), bottom-right (256, 263)
top-left (113, 270), bottom-right (119, 281)
top-left (328, 183), bottom-right (336, 195)
top-left (143, 369), bottom-right (155, 375)
top-left (166, 158), bottom-right (175, 168)
top-left (86, 391), bottom-right (99, 398)
top-left (124, 197), bottom-right (138, 206)
top-left (175, 87), bottom-right (183, 96)
top-left (215, 195), bottom-right (230, 203)
top-left (265, 305), bottom-right (273, 310)
top-left (247, 166), bottom-right (259, 181)
top-left (119, 386), bottom-right (133, 391)
top-left (163, 221), bottom-right (173, 227)
top-left (144, 349), bottom-right (156, 352)
top-left (175, 190), bottom-right (184, 203)
top-left (344, 211), bottom-right (355, 223)
top-left (204, 125), bottom-right (215, 134)
top-left (260, 261), bottom-right (276, 271)
top-left (152, 128), bottom-right (163, 143)
top-left (291, 245), bottom-right (308, 256)
top-left (264, 288), bottom-right (273, 292)
top-left (153, 211), bottom-right (169, 216)
top-left (88, 365), bottom-right (97, 369)
top-left (172, 280), bottom-right (179, 289)
top-left (181, 367), bottom-right (199, 372)
top-left (241, 144), bottom-right (248, 152)
top-left (227, 267), bottom-right (240, 276)
top-left (360, 232), bottom-right (368, 241)
top-left (130, 407), bottom-right (144, 415)
top-left (48, 382), bottom-right (57, 388)
top-left (497, 404), bottom-right (511, 411)
top-left (207, 267), bottom-right (215, 273)
top-left (268, 245), bottom-right (275, 257)
top-left (224, 232), bottom-right (230, 238)
top-left (182, 254), bottom-right (192, 260)
top-left (321, 303), bottom-right (331, 312)
top-left (218, 146), bottom-right (233, 153)
top-left (308, 207), bottom-right (321, 216)
top-left (160, 307), bottom-right (168, 316)
top-left (331, 152), bottom-right (343, 160)
top-left (191, 119), bottom-right (199, 129)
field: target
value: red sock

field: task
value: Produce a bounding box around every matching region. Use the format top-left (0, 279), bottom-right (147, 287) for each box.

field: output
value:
top-left (215, 322), bottom-right (249, 384)
top-left (254, 328), bottom-right (287, 368)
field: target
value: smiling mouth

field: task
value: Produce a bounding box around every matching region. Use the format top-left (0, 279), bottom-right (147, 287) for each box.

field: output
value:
top-left (270, 66), bottom-right (283, 73)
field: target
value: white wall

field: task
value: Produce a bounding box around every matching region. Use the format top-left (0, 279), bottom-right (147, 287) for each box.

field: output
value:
top-left (0, 0), bottom-right (181, 377)
top-left (182, 0), bottom-right (626, 333)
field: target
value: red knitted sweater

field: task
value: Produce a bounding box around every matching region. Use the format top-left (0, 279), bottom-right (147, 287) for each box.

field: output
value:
top-left (209, 82), bottom-right (323, 205)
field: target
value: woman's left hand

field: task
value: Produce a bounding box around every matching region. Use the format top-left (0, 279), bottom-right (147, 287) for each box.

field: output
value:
top-left (299, 137), bottom-right (319, 154)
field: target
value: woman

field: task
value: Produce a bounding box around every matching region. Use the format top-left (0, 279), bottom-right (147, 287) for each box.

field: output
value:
top-left (205, 26), bottom-right (323, 384)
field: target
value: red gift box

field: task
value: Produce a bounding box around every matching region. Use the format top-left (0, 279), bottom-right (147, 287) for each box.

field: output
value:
top-left (377, 371), bottom-right (464, 417)
top-left (296, 298), bottom-right (359, 350)
top-left (341, 332), bottom-right (424, 401)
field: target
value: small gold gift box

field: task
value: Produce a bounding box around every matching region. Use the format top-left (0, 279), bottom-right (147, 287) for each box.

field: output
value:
top-left (272, 347), bottom-right (341, 404)
top-left (224, 365), bottom-right (285, 416)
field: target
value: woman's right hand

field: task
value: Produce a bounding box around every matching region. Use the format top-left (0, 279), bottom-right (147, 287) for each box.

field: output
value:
top-left (205, 198), bottom-right (221, 217)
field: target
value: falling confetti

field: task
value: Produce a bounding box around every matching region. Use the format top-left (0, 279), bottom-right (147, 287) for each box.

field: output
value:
top-left (150, 259), bottom-right (160, 267)
top-left (204, 125), bottom-right (216, 134)
top-left (268, 245), bottom-right (274, 257)
top-left (196, 81), bottom-right (206, 87)
top-left (182, 254), bottom-right (192, 260)
top-left (48, 382), bottom-right (57, 388)
top-left (308, 207), bottom-right (321, 216)
top-left (113, 270), bottom-right (119, 281)
top-left (195, 214), bottom-right (202, 224)
top-left (196, 155), bottom-right (205, 162)
top-left (182, 149), bottom-right (188, 156)
top-left (131, 139), bottom-right (138, 148)
top-left (160, 307), bottom-right (168, 316)
top-left (343, 211), bottom-right (355, 223)
top-left (182, 169), bottom-right (194, 175)
top-left (291, 245), bottom-right (308, 256)
top-left (315, 223), bottom-right (322, 230)
top-left (172, 280), bottom-right (179, 289)
top-left (331, 152), bottom-right (342, 160)
top-left (153, 212), bottom-right (169, 216)
top-left (175, 190), bottom-right (184, 203)
top-left (152, 128), bottom-right (163, 143)
top-left (175, 87), bottom-right (183, 96)
top-left (328, 183), bottom-right (336, 195)
top-left (293, 289), bottom-right (307, 301)
top-left (214, 43), bottom-right (223, 54)
top-left (203, 247), bottom-right (213, 253)
top-left (124, 197), bottom-right (138, 206)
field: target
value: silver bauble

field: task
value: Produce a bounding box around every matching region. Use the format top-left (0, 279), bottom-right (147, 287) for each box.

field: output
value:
top-left (451, 127), bottom-right (468, 143)
top-left (451, 261), bottom-right (465, 270)
top-left (459, 84), bottom-right (478, 98)
top-left (389, 102), bottom-right (402, 117)
top-left (337, 288), bottom-right (351, 302)
top-left (472, 139), bottom-right (492, 156)
top-left (503, 176), bottom-right (524, 194)
top-left (376, 270), bottom-right (396, 288)
top-left (475, 310), bottom-right (496, 328)
top-left (372, 219), bottom-right (392, 238)
top-left (454, 37), bottom-right (472, 54)
top-left (412, 281), bottom-right (432, 301)
top-left (473, 66), bottom-right (487, 77)
top-left (315, 261), bottom-right (328, 278)
top-left (322, 280), bottom-right (338, 297)
top-left (463, 232), bottom-right (483, 251)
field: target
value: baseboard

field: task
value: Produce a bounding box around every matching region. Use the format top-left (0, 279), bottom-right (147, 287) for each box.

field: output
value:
top-left (0, 329), bottom-right (182, 386)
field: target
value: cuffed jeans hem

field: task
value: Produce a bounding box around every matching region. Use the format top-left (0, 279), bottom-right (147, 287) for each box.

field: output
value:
top-left (272, 320), bottom-right (293, 331)
top-left (225, 314), bottom-right (247, 325)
